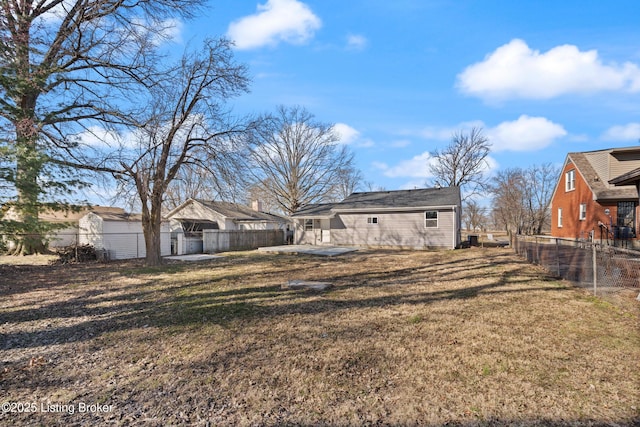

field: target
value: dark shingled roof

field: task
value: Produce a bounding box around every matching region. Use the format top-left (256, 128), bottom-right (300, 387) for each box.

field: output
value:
top-left (336, 187), bottom-right (460, 210)
top-left (194, 200), bottom-right (286, 222)
top-left (290, 203), bottom-right (336, 218)
top-left (291, 187), bottom-right (461, 218)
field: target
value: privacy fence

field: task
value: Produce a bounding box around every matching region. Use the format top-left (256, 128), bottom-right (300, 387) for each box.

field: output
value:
top-left (202, 229), bottom-right (284, 253)
top-left (513, 235), bottom-right (640, 297)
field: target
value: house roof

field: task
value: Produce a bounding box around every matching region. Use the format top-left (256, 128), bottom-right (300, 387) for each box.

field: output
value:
top-left (169, 199), bottom-right (286, 223)
top-left (567, 148), bottom-right (640, 201)
top-left (4, 205), bottom-right (127, 223)
top-left (337, 187), bottom-right (461, 210)
top-left (88, 211), bottom-right (143, 222)
top-left (291, 187), bottom-right (461, 218)
top-left (609, 166), bottom-right (640, 187)
top-left (290, 203), bottom-right (337, 219)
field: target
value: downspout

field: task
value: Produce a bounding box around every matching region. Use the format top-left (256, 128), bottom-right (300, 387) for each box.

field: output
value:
top-left (452, 206), bottom-right (457, 249)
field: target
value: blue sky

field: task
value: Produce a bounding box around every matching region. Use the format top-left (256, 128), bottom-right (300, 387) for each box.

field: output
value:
top-left (175, 0), bottom-right (640, 193)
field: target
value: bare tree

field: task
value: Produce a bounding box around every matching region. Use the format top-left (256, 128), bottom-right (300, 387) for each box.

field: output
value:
top-left (364, 181), bottom-right (386, 192)
top-left (328, 164), bottom-right (364, 202)
top-left (462, 200), bottom-right (487, 231)
top-left (247, 106), bottom-right (356, 214)
top-left (524, 163), bottom-right (559, 234)
top-left (0, 0), bottom-right (205, 254)
top-left (429, 127), bottom-right (491, 200)
top-left (163, 162), bottom-right (247, 211)
top-left (490, 164), bottom-right (559, 237)
top-left (491, 168), bottom-right (527, 235)
top-left (64, 38), bottom-right (251, 266)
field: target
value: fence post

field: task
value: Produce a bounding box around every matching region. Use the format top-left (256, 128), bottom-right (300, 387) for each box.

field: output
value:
top-left (556, 239), bottom-right (561, 277)
top-left (592, 242), bottom-right (597, 296)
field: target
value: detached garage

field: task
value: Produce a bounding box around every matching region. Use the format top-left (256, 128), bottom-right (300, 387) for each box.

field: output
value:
top-left (78, 211), bottom-right (171, 260)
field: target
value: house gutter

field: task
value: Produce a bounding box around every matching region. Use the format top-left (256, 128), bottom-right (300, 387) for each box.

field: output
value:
top-left (292, 204), bottom-right (459, 222)
top-left (290, 214), bottom-right (335, 220)
top-left (332, 205), bottom-right (458, 213)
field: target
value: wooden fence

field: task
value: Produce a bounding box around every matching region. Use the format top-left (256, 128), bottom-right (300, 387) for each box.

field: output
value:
top-left (203, 229), bottom-right (285, 253)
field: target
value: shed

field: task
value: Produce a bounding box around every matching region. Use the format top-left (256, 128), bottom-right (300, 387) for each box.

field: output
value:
top-left (2, 205), bottom-right (129, 249)
top-left (78, 211), bottom-right (171, 260)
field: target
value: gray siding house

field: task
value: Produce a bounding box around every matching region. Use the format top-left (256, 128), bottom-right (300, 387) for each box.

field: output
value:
top-left (291, 187), bottom-right (462, 249)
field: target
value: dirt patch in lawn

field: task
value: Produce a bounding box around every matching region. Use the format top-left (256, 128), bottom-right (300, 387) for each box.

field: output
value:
top-left (1, 249), bottom-right (639, 426)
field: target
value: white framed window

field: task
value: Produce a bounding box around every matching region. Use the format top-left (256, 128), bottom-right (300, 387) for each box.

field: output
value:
top-left (565, 170), bottom-right (576, 192)
top-left (304, 219), bottom-right (313, 231)
top-left (367, 216), bottom-right (378, 224)
top-left (579, 203), bottom-right (587, 221)
top-left (425, 211), bottom-right (438, 228)
top-left (558, 208), bottom-right (563, 228)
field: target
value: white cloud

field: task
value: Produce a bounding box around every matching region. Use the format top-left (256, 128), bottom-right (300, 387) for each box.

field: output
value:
top-left (227, 0), bottom-right (321, 50)
top-left (76, 126), bottom-right (122, 149)
top-left (374, 151), bottom-right (433, 178)
top-left (457, 39), bottom-right (640, 101)
top-left (36, 3), bottom-right (183, 46)
top-left (415, 116), bottom-right (566, 152)
top-left (334, 123), bottom-right (375, 147)
top-left (334, 123), bottom-right (360, 144)
top-left (156, 18), bottom-right (184, 44)
top-left (601, 123), bottom-right (640, 141)
top-left (486, 115), bottom-right (567, 152)
top-left (34, 0), bottom-right (74, 23)
top-left (346, 34), bottom-right (368, 51)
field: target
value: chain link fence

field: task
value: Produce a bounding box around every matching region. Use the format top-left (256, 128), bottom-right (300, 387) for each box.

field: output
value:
top-left (513, 235), bottom-right (640, 297)
top-left (1, 232), bottom-right (171, 261)
top-left (3, 229), bottom-right (286, 261)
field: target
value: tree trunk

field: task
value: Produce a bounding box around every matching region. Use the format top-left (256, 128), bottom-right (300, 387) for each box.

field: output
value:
top-left (8, 15), bottom-right (47, 255)
top-left (12, 115), bottom-right (47, 255)
top-left (141, 193), bottom-right (164, 266)
top-left (142, 219), bottom-right (162, 266)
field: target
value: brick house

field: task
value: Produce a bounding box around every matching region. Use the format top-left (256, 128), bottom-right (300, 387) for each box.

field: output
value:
top-left (550, 146), bottom-right (640, 246)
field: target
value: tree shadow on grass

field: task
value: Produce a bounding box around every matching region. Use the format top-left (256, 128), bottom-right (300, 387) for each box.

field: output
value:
top-left (0, 250), bottom-right (571, 351)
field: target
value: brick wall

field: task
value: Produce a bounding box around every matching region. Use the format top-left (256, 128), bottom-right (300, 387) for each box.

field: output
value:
top-left (551, 161), bottom-right (613, 239)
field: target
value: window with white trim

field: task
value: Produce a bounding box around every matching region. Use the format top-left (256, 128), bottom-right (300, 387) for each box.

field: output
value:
top-left (558, 208), bottom-right (563, 228)
top-left (367, 216), bottom-right (378, 224)
top-left (304, 219), bottom-right (313, 231)
top-left (425, 211), bottom-right (438, 228)
top-left (565, 170), bottom-right (575, 192)
top-left (579, 203), bottom-right (587, 221)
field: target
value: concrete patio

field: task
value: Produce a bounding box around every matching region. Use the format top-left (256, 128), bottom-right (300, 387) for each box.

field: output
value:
top-left (257, 245), bottom-right (358, 256)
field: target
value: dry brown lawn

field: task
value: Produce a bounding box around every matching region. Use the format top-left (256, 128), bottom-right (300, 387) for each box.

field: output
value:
top-left (0, 248), bottom-right (638, 426)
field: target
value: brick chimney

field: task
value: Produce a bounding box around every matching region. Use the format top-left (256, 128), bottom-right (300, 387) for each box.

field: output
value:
top-left (252, 200), bottom-right (263, 212)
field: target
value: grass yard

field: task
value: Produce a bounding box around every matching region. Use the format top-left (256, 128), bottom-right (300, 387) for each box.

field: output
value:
top-left (0, 248), bottom-right (638, 426)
